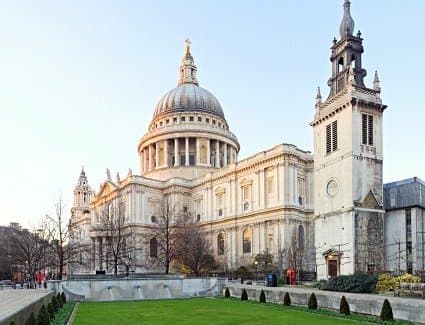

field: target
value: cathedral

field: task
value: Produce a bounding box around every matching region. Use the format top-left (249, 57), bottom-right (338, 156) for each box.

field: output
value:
top-left (69, 1), bottom-right (424, 280)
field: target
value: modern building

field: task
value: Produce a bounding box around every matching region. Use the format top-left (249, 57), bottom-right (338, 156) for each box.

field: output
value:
top-left (68, 1), bottom-right (422, 279)
top-left (384, 177), bottom-right (425, 275)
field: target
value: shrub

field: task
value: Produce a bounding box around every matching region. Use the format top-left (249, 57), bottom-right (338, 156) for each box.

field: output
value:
top-left (61, 292), bottom-right (66, 304)
top-left (339, 295), bottom-right (350, 315)
top-left (47, 302), bottom-right (54, 319)
top-left (241, 289), bottom-right (248, 301)
top-left (36, 305), bottom-right (49, 325)
top-left (52, 296), bottom-right (58, 312)
top-left (380, 299), bottom-right (393, 321)
top-left (24, 312), bottom-right (36, 325)
top-left (259, 290), bottom-right (266, 303)
top-left (9, 322), bottom-right (15, 325)
top-left (224, 287), bottom-right (230, 298)
top-left (283, 292), bottom-right (291, 306)
top-left (277, 277), bottom-right (287, 286)
top-left (308, 293), bottom-right (317, 310)
top-left (322, 274), bottom-right (378, 293)
top-left (375, 273), bottom-right (420, 293)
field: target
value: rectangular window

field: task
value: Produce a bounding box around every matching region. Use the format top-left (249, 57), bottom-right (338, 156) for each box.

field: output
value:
top-left (326, 120), bottom-right (338, 154)
top-left (332, 120), bottom-right (338, 151)
top-left (326, 124), bottom-right (332, 154)
top-left (362, 113), bottom-right (374, 146)
top-left (181, 116), bottom-right (185, 122)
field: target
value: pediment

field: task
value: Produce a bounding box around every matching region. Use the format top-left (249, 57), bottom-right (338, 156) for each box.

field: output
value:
top-left (355, 190), bottom-right (382, 209)
top-left (240, 178), bottom-right (253, 187)
top-left (97, 181), bottom-right (119, 198)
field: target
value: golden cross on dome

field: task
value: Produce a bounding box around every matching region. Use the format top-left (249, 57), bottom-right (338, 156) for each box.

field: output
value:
top-left (185, 38), bottom-right (191, 53)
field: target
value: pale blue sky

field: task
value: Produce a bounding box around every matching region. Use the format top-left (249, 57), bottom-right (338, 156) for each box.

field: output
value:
top-left (1, 1), bottom-right (424, 227)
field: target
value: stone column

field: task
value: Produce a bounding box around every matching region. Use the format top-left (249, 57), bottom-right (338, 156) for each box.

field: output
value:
top-left (196, 138), bottom-right (200, 165)
top-left (223, 142), bottom-right (228, 167)
top-left (185, 137), bottom-right (189, 166)
top-left (174, 138), bottom-right (179, 166)
top-left (207, 139), bottom-right (211, 166)
top-left (215, 140), bottom-right (220, 167)
top-left (164, 140), bottom-right (169, 167)
top-left (92, 237), bottom-right (96, 271)
top-left (98, 237), bottom-right (103, 271)
top-left (140, 149), bottom-right (145, 173)
top-left (155, 142), bottom-right (159, 169)
top-left (148, 145), bottom-right (152, 171)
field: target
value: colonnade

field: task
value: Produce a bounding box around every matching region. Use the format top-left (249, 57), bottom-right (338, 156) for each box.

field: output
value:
top-left (140, 137), bottom-right (237, 173)
top-left (92, 236), bottom-right (114, 272)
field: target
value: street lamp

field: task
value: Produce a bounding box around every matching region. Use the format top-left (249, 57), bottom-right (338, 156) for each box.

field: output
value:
top-left (254, 261), bottom-right (258, 281)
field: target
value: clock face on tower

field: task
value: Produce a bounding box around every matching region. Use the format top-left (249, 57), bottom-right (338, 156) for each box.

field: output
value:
top-left (326, 179), bottom-right (339, 197)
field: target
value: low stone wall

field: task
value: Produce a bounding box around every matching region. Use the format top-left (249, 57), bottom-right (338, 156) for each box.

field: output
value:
top-left (49, 277), bottom-right (227, 301)
top-left (225, 284), bottom-right (425, 324)
top-left (0, 290), bottom-right (54, 325)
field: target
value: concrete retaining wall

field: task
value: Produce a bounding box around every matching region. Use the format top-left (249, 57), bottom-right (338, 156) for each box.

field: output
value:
top-left (49, 277), bottom-right (227, 301)
top-left (0, 290), bottom-right (54, 325)
top-left (225, 284), bottom-right (425, 324)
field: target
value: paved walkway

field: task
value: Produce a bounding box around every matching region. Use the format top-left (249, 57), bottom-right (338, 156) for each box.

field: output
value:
top-left (0, 289), bottom-right (52, 323)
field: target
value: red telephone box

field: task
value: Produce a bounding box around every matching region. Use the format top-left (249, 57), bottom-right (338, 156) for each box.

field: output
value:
top-left (286, 268), bottom-right (296, 285)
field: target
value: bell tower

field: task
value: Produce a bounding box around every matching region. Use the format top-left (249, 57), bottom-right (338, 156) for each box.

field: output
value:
top-left (311, 0), bottom-right (387, 279)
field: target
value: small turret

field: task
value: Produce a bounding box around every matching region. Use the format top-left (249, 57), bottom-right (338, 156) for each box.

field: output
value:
top-left (373, 70), bottom-right (381, 92)
top-left (315, 87), bottom-right (322, 108)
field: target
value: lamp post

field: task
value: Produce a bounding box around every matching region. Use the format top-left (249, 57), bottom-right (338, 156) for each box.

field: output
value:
top-left (254, 260), bottom-right (258, 281)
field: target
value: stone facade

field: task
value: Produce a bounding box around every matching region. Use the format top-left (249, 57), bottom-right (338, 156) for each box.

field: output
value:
top-left (69, 40), bottom-right (315, 275)
top-left (69, 1), bottom-right (421, 279)
top-left (311, 0), bottom-right (386, 279)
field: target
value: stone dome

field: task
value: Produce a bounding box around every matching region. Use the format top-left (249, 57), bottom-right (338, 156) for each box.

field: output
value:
top-left (153, 83), bottom-right (225, 120)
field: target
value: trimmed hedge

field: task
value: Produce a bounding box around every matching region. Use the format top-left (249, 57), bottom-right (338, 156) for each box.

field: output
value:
top-left (322, 274), bottom-right (378, 293)
top-left (339, 295), bottom-right (350, 315)
top-left (57, 293), bottom-right (63, 308)
top-left (380, 299), bottom-right (393, 321)
top-left (51, 302), bottom-right (76, 325)
top-left (52, 295), bottom-right (58, 312)
top-left (224, 287), bottom-right (230, 298)
top-left (61, 292), bottom-right (66, 304)
top-left (259, 290), bottom-right (266, 303)
top-left (36, 305), bottom-right (49, 325)
top-left (241, 289), bottom-right (248, 301)
top-left (283, 292), bottom-right (291, 306)
top-left (308, 293), bottom-right (317, 310)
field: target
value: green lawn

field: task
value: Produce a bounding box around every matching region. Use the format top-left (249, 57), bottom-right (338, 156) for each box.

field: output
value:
top-left (73, 298), bottom-right (364, 324)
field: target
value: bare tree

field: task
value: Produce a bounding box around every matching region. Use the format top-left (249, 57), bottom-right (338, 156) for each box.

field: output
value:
top-left (280, 224), bottom-right (315, 281)
top-left (94, 195), bottom-right (136, 276)
top-left (174, 220), bottom-right (217, 276)
top-left (4, 223), bottom-right (50, 281)
top-left (145, 196), bottom-right (186, 274)
top-left (44, 198), bottom-right (69, 280)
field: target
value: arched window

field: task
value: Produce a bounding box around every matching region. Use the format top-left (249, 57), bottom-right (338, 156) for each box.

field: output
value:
top-left (217, 233), bottom-right (225, 256)
top-left (150, 238), bottom-right (158, 258)
top-left (298, 225), bottom-right (305, 250)
top-left (242, 229), bottom-right (252, 254)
